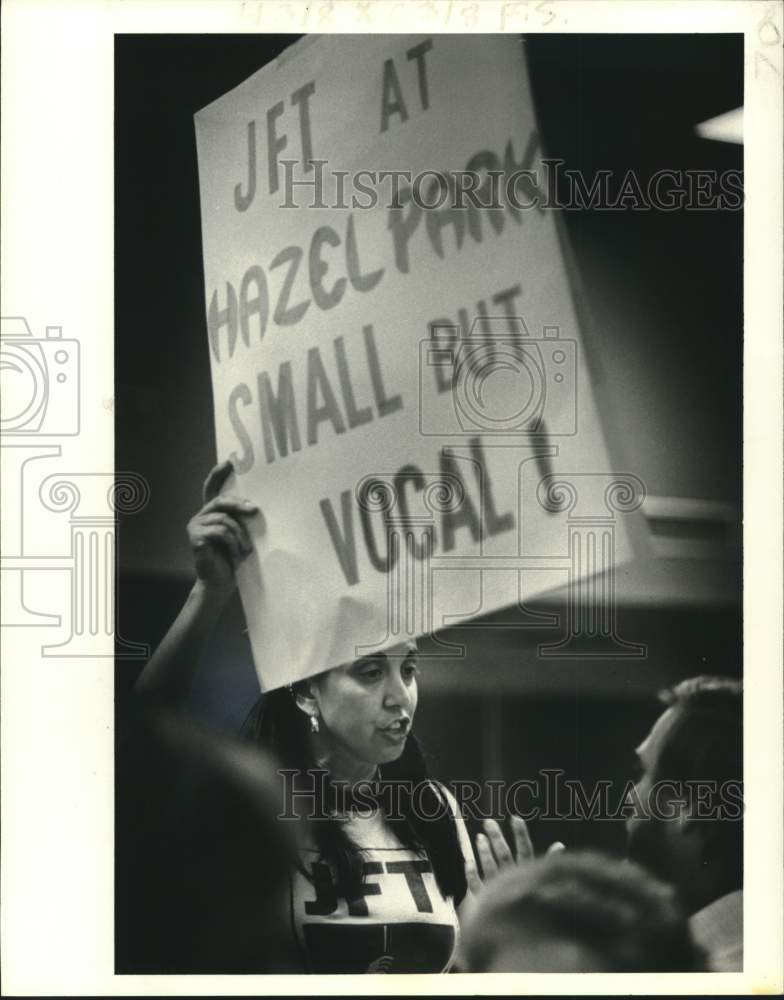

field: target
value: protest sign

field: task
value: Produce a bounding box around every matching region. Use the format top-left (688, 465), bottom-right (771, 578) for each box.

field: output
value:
top-left (194, 34), bottom-right (639, 690)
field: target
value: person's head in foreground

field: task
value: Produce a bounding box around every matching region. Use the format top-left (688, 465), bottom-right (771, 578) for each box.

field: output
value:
top-left (460, 849), bottom-right (706, 972)
top-left (117, 711), bottom-right (299, 973)
top-left (625, 674), bottom-right (742, 970)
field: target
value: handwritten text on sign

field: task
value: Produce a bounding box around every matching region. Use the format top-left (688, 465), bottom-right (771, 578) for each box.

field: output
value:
top-left (195, 35), bottom-right (633, 690)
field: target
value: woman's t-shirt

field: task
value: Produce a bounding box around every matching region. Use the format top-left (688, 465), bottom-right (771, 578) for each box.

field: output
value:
top-left (288, 791), bottom-right (471, 974)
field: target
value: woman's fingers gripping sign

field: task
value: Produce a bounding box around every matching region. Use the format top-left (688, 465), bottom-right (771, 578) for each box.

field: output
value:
top-left (188, 460), bottom-right (259, 592)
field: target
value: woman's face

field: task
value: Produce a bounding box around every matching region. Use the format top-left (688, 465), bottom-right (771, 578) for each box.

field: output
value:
top-left (311, 640), bottom-right (419, 767)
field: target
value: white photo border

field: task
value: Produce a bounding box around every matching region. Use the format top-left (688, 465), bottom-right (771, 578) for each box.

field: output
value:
top-left (1, 0), bottom-right (781, 994)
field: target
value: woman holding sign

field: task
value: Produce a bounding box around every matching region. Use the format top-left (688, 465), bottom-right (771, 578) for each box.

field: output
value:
top-left (135, 459), bottom-right (547, 974)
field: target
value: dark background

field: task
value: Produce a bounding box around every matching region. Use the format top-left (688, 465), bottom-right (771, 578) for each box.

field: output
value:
top-left (115, 34), bottom-right (742, 855)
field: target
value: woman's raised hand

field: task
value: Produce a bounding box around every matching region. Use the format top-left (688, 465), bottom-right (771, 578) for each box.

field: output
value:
top-left (134, 461), bottom-right (260, 700)
top-left (465, 816), bottom-right (565, 896)
top-left (187, 460), bottom-right (259, 593)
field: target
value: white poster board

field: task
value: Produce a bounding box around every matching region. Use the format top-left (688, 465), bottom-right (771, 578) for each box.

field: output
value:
top-left (195, 34), bottom-right (638, 690)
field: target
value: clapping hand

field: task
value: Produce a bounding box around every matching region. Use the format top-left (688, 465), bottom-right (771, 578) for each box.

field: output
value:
top-left (465, 816), bottom-right (565, 895)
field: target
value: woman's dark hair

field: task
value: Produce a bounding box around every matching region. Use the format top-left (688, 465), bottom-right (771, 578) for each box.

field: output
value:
top-left (241, 686), bottom-right (467, 906)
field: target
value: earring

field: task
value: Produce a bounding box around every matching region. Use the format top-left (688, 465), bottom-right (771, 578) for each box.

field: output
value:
top-left (310, 714), bottom-right (320, 734)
